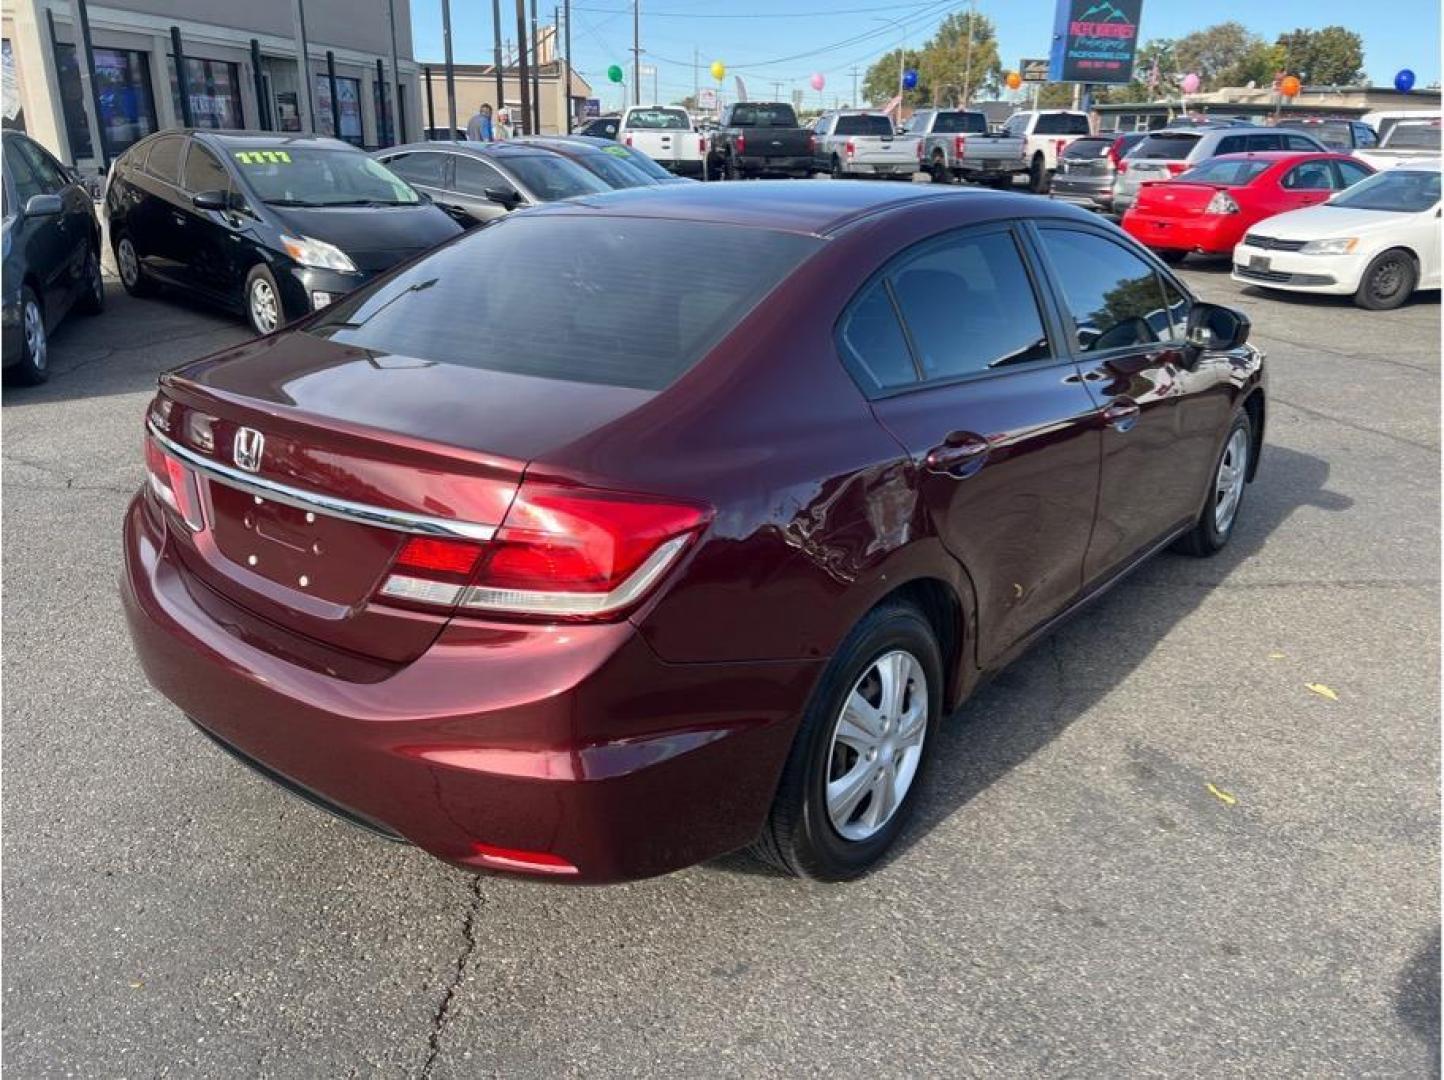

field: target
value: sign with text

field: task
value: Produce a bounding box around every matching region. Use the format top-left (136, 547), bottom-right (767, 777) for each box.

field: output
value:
top-left (1019, 58), bottom-right (1050, 83)
top-left (1047, 0), bottom-right (1142, 84)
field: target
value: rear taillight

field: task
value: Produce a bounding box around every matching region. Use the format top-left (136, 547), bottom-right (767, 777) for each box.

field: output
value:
top-left (808, 133), bottom-right (816, 154)
top-left (1205, 191), bottom-right (1241, 215)
top-left (735, 132), bottom-right (745, 154)
top-left (1108, 135), bottom-right (1126, 169)
top-left (1165, 161), bottom-right (1189, 176)
top-left (1116, 158), bottom-right (1128, 173)
top-left (845, 138), bottom-right (856, 160)
top-left (699, 134), bottom-right (707, 155)
top-left (917, 138), bottom-right (925, 162)
top-left (375, 482), bottom-right (709, 619)
top-left (145, 431), bottom-right (204, 531)
top-left (954, 135), bottom-right (967, 158)
top-left (624, 133), bottom-right (633, 147)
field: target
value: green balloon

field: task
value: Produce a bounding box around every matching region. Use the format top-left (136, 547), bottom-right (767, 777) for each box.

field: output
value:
top-left (607, 64), bottom-right (624, 84)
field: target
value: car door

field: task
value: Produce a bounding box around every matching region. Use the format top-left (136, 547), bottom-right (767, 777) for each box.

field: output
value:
top-left (450, 155), bottom-right (524, 223)
top-left (1030, 223), bottom-right (1233, 585)
top-left (383, 149), bottom-right (469, 224)
top-left (180, 139), bottom-right (247, 301)
top-left (847, 223), bottom-right (1102, 662)
top-left (13, 137), bottom-right (92, 313)
top-left (3, 138), bottom-right (71, 321)
top-left (131, 134), bottom-right (189, 283)
top-left (1278, 158), bottom-right (1337, 211)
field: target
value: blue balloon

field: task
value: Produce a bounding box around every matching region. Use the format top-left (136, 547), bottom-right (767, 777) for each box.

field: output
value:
top-left (902, 68), bottom-right (919, 90)
top-left (1395, 68), bottom-right (1416, 93)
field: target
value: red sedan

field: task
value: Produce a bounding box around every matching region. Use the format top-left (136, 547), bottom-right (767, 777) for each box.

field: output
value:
top-left (1121, 151), bottom-right (1375, 261)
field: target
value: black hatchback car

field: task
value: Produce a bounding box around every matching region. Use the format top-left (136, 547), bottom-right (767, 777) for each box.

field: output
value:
top-left (2, 131), bottom-right (105, 385)
top-left (105, 131), bottom-right (463, 335)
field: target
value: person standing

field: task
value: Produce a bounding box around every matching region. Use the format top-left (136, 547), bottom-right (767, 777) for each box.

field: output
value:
top-left (466, 102), bottom-right (496, 142)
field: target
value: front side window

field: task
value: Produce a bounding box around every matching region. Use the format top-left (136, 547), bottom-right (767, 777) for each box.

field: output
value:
top-left (1353, 124), bottom-right (1378, 148)
top-left (452, 155), bottom-right (512, 196)
top-left (14, 137), bottom-right (68, 193)
top-left (232, 147), bottom-right (418, 206)
top-left (888, 229), bottom-right (1051, 382)
top-left (4, 139), bottom-right (46, 203)
top-left (1038, 228), bottom-right (1173, 353)
top-left (385, 150), bottom-right (449, 187)
top-left (182, 141), bottom-right (230, 192)
top-left (1334, 159), bottom-right (1373, 188)
top-left (1177, 158), bottom-right (1272, 186)
top-left (500, 154), bottom-right (612, 201)
top-left (1282, 160), bottom-right (1335, 190)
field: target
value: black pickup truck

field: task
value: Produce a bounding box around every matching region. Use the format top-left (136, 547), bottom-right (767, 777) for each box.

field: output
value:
top-left (708, 102), bottom-right (814, 179)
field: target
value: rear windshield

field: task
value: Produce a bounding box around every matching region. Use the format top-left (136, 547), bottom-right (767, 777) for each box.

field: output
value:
top-left (1034, 113), bottom-right (1090, 135)
top-left (307, 217), bottom-right (821, 391)
top-left (1279, 120), bottom-right (1352, 149)
top-left (1328, 168), bottom-right (1440, 212)
top-left (1382, 123), bottom-right (1442, 150)
top-left (1062, 137), bottom-right (1113, 159)
top-left (835, 115), bottom-right (895, 137)
top-left (500, 154), bottom-right (612, 200)
top-left (626, 108), bottom-right (691, 131)
top-left (931, 112), bottom-right (987, 134)
top-left (1133, 132), bottom-right (1201, 159)
top-left (729, 103), bottom-right (798, 127)
top-left (1177, 158), bottom-right (1273, 186)
top-left (232, 147), bottom-right (419, 206)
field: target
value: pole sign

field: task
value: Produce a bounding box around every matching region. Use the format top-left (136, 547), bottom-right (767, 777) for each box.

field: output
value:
top-left (584, 98), bottom-right (601, 117)
top-left (1019, 58), bottom-right (1050, 83)
top-left (1047, 0), bottom-right (1143, 84)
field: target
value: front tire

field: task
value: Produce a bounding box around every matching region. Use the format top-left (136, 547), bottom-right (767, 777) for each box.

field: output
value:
top-left (1354, 249), bottom-right (1417, 311)
top-left (244, 264), bottom-right (284, 336)
top-left (749, 600), bottom-right (943, 880)
top-left (76, 245), bottom-right (105, 316)
top-left (1174, 410), bottom-right (1253, 557)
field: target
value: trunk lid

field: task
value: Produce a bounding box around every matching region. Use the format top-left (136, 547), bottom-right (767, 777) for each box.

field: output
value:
top-left (148, 331), bottom-right (655, 663)
top-left (1134, 181), bottom-right (1227, 217)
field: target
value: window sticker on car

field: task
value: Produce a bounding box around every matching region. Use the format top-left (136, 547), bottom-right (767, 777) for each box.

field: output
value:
top-left (233, 151), bottom-right (292, 164)
top-left (601, 145), bottom-right (631, 157)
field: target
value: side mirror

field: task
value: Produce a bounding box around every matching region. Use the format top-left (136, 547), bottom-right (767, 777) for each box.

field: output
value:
top-left (192, 189), bottom-right (229, 211)
top-left (1186, 302), bottom-right (1250, 354)
top-left (484, 186), bottom-right (521, 210)
top-left (23, 193), bottom-right (63, 217)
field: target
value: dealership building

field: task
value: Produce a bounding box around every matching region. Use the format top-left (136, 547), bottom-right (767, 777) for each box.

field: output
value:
top-left (2, 0), bottom-right (423, 175)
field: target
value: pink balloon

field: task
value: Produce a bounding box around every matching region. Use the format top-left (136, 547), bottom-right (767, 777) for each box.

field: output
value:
top-left (1181, 73), bottom-right (1201, 95)
top-left (810, 73), bottom-right (826, 92)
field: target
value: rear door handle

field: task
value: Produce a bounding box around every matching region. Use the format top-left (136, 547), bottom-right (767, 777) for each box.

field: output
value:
top-left (925, 432), bottom-right (990, 477)
top-left (1102, 400), bottom-right (1141, 432)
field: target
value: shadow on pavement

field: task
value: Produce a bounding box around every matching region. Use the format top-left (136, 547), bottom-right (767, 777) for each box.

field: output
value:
top-left (1396, 928), bottom-right (1442, 1075)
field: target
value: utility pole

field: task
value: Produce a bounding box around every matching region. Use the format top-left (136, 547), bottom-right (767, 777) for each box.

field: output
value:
top-left (514, 0), bottom-right (532, 134)
top-left (560, 2), bottom-right (572, 133)
top-left (962, 2), bottom-right (973, 106)
top-left (693, 47), bottom-right (699, 107)
top-left (632, 0), bottom-right (641, 105)
top-left (492, 0), bottom-right (505, 121)
top-left (529, 0), bottom-right (541, 133)
top-left (441, 0), bottom-right (456, 138)
top-left (849, 66), bottom-right (859, 106)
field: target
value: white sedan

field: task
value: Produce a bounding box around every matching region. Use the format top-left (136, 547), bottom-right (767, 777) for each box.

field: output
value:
top-left (1232, 159), bottom-right (1440, 310)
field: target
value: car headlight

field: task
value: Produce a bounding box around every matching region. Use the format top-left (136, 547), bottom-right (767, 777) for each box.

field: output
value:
top-left (280, 234), bottom-right (357, 272)
top-left (1299, 237), bottom-right (1358, 255)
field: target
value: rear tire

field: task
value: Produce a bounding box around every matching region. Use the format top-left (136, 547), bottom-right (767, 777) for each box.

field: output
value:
top-left (113, 234), bottom-right (155, 298)
top-left (748, 600), bottom-right (943, 881)
top-left (1174, 411), bottom-right (1252, 557)
top-left (929, 153), bottom-right (949, 184)
top-left (830, 155), bottom-right (844, 180)
top-left (1029, 154), bottom-right (1049, 194)
top-left (1157, 249), bottom-right (1188, 265)
top-left (1354, 248), bottom-right (1417, 311)
top-left (76, 245), bottom-right (105, 316)
top-left (8, 286), bottom-right (49, 386)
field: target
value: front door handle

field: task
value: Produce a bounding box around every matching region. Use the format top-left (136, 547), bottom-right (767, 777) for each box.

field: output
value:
top-left (925, 431), bottom-right (990, 477)
top-left (1102, 400), bottom-right (1141, 432)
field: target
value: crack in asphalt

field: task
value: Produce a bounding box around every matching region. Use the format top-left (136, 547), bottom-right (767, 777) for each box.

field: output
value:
top-left (1269, 396), bottom-right (1439, 454)
top-left (1252, 330), bottom-right (1439, 377)
top-left (420, 876), bottom-right (484, 1078)
top-left (4, 454), bottom-right (136, 496)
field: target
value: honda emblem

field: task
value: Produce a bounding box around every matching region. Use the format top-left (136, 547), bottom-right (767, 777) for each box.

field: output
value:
top-left (233, 427), bottom-right (265, 473)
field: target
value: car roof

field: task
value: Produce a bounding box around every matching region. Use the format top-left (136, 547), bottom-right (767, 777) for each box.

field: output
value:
top-left (191, 130), bottom-right (355, 150)
top-left (1207, 150), bottom-right (1342, 162)
top-left (519, 179), bottom-right (1088, 237)
top-left (380, 139), bottom-right (570, 159)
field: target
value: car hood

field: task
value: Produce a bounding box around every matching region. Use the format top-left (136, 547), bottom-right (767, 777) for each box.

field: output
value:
top-left (1248, 204), bottom-right (1418, 239)
top-left (269, 203), bottom-right (463, 270)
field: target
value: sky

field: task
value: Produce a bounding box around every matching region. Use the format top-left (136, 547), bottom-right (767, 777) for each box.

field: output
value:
top-left (411, 0), bottom-right (1442, 112)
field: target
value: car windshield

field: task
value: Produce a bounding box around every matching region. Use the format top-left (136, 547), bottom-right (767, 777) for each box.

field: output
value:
top-left (835, 115), bottom-right (894, 137)
top-left (307, 217), bottom-right (821, 391)
top-left (1178, 158), bottom-right (1273, 186)
top-left (931, 112), bottom-right (987, 134)
top-left (501, 154), bottom-right (612, 200)
top-left (1382, 123), bottom-right (1443, 150)
top-left (1132, 132), bottom-right (1201, 159)
top-left (572, 149), bottom-right (653, 189)
top-left (1327, 167), bottom-right (1441, 212)
top-left (626, 108), bottom-right (690, 130)
top-left (1279, 120), bottom-right (1352, 149)
top-left (603, 144), bottom-right (672, 180)
top-left (728, 104), bottom-right (798, 127)
top-left (232, 147), bottom-right (420, 206)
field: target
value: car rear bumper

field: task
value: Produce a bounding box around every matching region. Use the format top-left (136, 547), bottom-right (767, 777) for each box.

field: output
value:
top-left (844, 161), bottom-right (917, 176)
top-left (1121, 210), bottom-right (1242, 254)
top-left (735, 154), bottom-right (812, 174)
top-left (1049, 182), bottom-right (1114, 210)
top-left (121, 492), bottom-right (821, 883)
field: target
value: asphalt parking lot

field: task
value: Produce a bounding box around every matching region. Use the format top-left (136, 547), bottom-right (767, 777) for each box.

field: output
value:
top-left (3, 250), bottom-right (1439, 1076)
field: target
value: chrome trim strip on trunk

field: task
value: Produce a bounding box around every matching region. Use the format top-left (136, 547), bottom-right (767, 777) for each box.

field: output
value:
top-left (147, 421), bottom-right (498, 542)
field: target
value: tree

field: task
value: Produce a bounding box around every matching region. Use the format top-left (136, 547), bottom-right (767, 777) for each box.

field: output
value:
top-left (1275, 26), bottom-right (1365, 86)
top-left (1033, 83), bottom-right (1076, 108)
top-left (919, 11), bottom-right (1002, 106)
top-left (861, 48), bottom-right (927, 107)
top-left (1219, 40), bottom-right (1287, 88)
top-left (1171, 22), bottom-right (1256, 88)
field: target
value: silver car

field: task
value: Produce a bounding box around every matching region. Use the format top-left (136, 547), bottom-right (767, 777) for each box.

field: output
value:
top-left (1113, 125), bottom-right (1329, 212)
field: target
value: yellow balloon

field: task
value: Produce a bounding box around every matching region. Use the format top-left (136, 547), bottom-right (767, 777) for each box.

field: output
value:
top-left (1005, 71), bottom-right (1022, 90)
top-left (710, 60), bottom-right (726, 82)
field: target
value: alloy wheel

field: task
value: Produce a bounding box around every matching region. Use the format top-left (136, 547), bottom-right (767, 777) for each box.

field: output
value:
top-left (1214, 427), bottom-right (1249, 534)
top-left (117, 238), bottom-right (139, 287)
top-left (23, 298), bottom-right (46, 372)
top-left (825, 649), bottom-right (928, 842)
top-left (249, 278), bottom-right (279, 334)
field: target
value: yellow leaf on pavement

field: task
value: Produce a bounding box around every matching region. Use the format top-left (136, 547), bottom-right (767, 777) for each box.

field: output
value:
top-left (1206, 783), bottom-right (1237, 806)
top-left (1305, 683), bottom-right (1339, 701)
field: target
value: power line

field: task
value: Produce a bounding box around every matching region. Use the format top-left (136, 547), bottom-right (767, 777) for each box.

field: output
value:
top-left (572, 0), bottom-right (944, 18)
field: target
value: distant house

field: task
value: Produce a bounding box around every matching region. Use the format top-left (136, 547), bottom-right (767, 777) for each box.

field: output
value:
top-left (1095, 84), bottom-right (1441, 132)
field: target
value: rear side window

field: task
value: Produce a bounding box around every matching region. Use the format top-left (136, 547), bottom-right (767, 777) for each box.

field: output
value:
top-left (1245, 132), bottom-right (1284, 152)
top-left (183, 143), bottom-right (230, 192)
top-left (1037, 228), bottom-right (1174, 352)
top-left (145, 135), bottom-right (184, 183)
top-left (931, 112), bottom-right (986, 135)
top-left (1179, 158), bottom-right (1272, 186)
top-left (452, 155), bottom-right (512, 196)
top-left (1035, 113), bottom-right (1090, 135)
top-left (836, 279), bottom-right (916, 391)
top-left (1334, 159), bottom-right (1373, 188)
top-left (1353, 124), bottom-right (1378, 148)
top-left (1134, 132), bottom-right (1200, 159)
top-left (1284, 134), bottom-right (1321, 152)
top-left (385, 151), bottom-right (449, 187)
top-left (309, 217), bottom-right (820, 391)
top-left (835, 115), bottom-right (894, 137)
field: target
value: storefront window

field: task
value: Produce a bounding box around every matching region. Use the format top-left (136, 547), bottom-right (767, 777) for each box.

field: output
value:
top-left (3, 39), bottom-right (25, 131)
top-left (314, 74), bottom-right (363, 145)
top-left (170, 56), bottom-right (243, 129)
top-left (54, 43), bottom-right (157, 159)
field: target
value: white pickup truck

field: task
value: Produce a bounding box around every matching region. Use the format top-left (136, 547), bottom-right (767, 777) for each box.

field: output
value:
top-left (618, 106), bottom-right (708, 178)
top-left (903, 108), bottom-right (1028, 188)
top-left (811, 111), bottom-right (919, 179)
top-left (999, 110), bottom-right (1093, 193)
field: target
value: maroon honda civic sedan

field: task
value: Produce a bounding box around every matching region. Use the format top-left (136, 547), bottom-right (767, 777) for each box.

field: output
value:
top-left (122, 181), bottom-right (1265, 883)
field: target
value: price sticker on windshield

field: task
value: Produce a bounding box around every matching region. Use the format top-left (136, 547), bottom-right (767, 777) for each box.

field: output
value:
top-left (234, 150), bottom-right (292, 165)
top-left (602, 145), bottom-right (631, 158)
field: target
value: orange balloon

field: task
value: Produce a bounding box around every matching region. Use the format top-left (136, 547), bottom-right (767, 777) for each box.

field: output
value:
top-left (1280, 75), bottom-right (1301, 97)
top-left (1005, 71), bottom-right (1022, 90)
